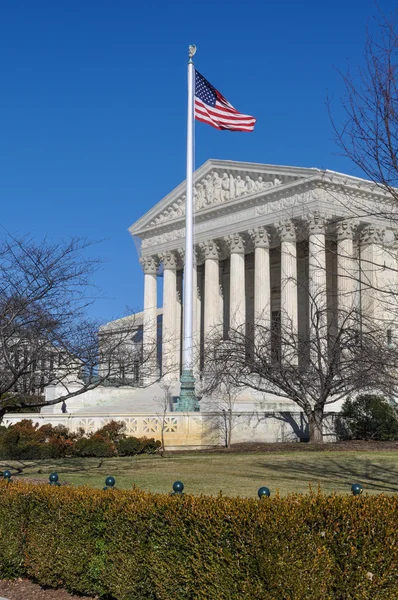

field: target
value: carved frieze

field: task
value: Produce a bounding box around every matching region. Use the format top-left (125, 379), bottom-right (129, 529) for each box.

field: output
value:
top-left (147, 171), bottom-right (283, 227)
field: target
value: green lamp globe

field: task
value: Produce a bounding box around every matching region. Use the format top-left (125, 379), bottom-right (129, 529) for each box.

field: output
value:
top-left (351, 483), bottom-right (363, 496)
top-left (172, 481), bottom-right (184, 494)
top-left (105, 476), bottom-right (115, 488)
top-left (258, 486), bottom-right (271, 499)
top-left (49, 472), bottom-right (59, 485)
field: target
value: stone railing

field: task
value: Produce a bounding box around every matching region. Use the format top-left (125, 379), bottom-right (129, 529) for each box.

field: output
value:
top-left (1, 411), bottom-right (338, 447)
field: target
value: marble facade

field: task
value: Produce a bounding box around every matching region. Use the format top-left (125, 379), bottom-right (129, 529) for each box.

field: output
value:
top-left (130, 160), bottom-right (398, 381)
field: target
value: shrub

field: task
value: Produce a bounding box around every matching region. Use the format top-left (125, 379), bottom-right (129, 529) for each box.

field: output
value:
top-left (141, 436), bottom-right (161, 454)
top-left (0, 420), bottom-right (76, 459)
top-left (117, 436), bottom-right (142, 456)
top-left (340, 394), bottom-right (398, 440)
top-left (1, 484), bottom-right (398, 598)
top-left (95, 421), bottom-right (126, 442)
top-left (73, 436), bottom-right (116, 458)
top-left (118, 436), bottom-right (161, 456)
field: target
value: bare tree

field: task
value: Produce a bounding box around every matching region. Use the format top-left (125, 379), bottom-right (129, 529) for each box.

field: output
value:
top-left (331, 11), bottom-right (398, 211)
top-left (0, 233), bottom-right (160, 423)
top-left (202, 379), bottom-right (240, 448)
top-left (202, 299), bottom-right (398, 443)
top-left (154, 381), bottom-right (174, 456)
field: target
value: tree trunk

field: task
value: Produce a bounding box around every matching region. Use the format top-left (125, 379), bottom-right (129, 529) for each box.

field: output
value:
top-left (222, 410), bottom-right (228, 448)
top-left (227, 409), bottom-right (232, 449)
top-left (308, 409), bottom-right (324, 443)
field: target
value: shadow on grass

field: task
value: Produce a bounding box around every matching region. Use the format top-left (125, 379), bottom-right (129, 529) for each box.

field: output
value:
top-left (252, 456), bottom-right (398, 492)
top-left (0, 455), bottom-right (164, 480)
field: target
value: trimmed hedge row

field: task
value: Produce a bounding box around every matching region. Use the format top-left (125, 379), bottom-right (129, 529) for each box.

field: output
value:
top-left (1, 482), bottom-right (398, 599)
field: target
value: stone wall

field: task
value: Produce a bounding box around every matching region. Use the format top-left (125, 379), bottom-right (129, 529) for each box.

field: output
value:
top-left (1, 411), bottom-right (338, 449)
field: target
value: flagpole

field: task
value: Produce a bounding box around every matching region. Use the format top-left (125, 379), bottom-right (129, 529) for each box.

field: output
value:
top-left (178, 44), bottom-right (199, 412)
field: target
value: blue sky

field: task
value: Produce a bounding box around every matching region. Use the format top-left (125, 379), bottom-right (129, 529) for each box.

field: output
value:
top-left (0, 0), bottom-right (396, 323)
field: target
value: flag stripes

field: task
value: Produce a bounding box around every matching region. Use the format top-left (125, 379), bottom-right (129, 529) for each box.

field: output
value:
top-left (194, 70), bottom-right (256, 132)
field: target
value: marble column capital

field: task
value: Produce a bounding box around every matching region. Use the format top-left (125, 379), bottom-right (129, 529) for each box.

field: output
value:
top-left (360, 225), bottom-right (385, 245)
top-left (160, 250), bottom-right (178, 270)
top-left (177, 247), bottom-right (200, 266)
top-left (336, 219), bottom-right (358, 240)
top-left (249, 226), bottom-right (270, 248)
top-left (140, 255), bottom-right (159, 275)
top-left (199, 240), bottom-right (220, 260)
top-left (276, 219), bottom-right (296, 242)
top-left (224, 232), bottom-right (245, 254)
top-left (176, 247), bottom-right (186, 268)
top-left (306, 211), bottom-right (327, 236)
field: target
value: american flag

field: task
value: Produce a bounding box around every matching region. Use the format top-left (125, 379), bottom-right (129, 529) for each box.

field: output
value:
top-left (194, 70), bottom-right (256, 132)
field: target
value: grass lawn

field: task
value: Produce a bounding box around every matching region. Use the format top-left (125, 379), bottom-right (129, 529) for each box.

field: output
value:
top-left (2, 449), bottom-right (398, 497)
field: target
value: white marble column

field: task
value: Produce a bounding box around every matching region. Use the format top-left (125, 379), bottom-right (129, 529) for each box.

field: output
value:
top-left (249, 226), bottom-right (271, 331)
top-left (140, 255), bottom-right (159, 383)
top-left (161, 250), bottom-right (179, 379)
top-left (200, 240), bottom-right (221, 340)
top-left (360, 225), bottom-right (386, 322)
top-left (307, 212), bottom-right (327, 328)
top-left (276, 220), bottom-right (298, 360)
top-left (336, 219), bottom-right (358, 324)
top-left (225, 233), bottom-right (246, 331)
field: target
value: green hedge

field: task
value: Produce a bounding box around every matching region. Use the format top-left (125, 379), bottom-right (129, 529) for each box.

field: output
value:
top-left (1, 482), bottom-right (398, 598)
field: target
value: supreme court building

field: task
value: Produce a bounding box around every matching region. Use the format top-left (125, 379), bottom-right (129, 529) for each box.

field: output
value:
top-left (128, 159), bottom-right (397, 382)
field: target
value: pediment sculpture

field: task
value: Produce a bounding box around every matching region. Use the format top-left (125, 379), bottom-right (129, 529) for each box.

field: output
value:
top-left (147, 171), bottom-right (283, 227)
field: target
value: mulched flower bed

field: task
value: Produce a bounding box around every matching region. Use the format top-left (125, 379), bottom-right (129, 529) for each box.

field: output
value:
top-left (0, 580), bottom-right (99, 600)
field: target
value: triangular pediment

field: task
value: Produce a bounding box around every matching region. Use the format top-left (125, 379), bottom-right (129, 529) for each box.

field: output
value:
top-left (129, 160), bottom-right (321, 237)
